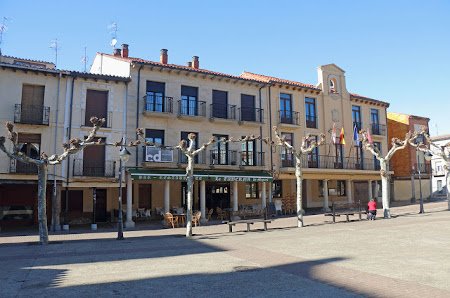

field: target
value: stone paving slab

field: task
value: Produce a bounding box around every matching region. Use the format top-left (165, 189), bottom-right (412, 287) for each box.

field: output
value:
top-left (0, 201), bottom-right (449, 297)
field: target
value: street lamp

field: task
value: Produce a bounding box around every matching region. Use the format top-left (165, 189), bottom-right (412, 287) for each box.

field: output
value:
top-left (117, 145), bottom-right (131, 240)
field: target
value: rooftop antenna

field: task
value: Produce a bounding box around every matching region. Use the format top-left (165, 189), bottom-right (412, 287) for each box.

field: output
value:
top-left (108, 22), bottom-right (118, 49)
top-left (49, 38), bottom-right (59, 67)
top-left (81, 46), bottom-right (88, 72)
top-left (435, 123), bottom-right (438, 136)
top-left (0, 17), bottom-right (10, 55)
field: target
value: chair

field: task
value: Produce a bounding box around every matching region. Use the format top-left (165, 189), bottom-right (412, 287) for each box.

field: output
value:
top-left (206, 208), bottom-right (214, 224)
top-left (164, 212), bottom-right (179, 228)
top-left (192, 211), bottom-right (201, 227)
top-left (216, 207), bottom-right (225, 221)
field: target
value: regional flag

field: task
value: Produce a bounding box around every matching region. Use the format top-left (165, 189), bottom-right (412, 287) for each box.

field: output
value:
top-left (366, 128), bottom-right (373, 144)
top-left (339, 127), bottom-right (346, 145)
top-left (331, 123), bottom-right (337, 144)
top-left (353, 124), bottom-right (360, 146)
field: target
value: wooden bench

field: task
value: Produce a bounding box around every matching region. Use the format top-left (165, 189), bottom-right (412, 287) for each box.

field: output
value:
top-left (324, 201), bottom-right (364, 223)
top-left (226, 219), bottom-right (272, 232)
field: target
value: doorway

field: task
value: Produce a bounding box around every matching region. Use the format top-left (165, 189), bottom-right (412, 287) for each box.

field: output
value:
top-left (95, 189), bottom-right (107, 222)
top-left (206, 182), bottom-right (230, 212)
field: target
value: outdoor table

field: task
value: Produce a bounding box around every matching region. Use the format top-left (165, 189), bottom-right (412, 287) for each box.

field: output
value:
top-left (173, 213), bottom-right (186, 226)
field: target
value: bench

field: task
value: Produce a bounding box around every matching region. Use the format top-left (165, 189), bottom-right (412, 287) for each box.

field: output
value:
top-left (324, 201), bottom-right (364, 223)
top-left (226, 219), bottom-right (272, 232)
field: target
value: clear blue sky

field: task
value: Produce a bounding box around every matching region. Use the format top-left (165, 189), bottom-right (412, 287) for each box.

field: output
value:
top-left (1, 0), bottom-right (449, 135)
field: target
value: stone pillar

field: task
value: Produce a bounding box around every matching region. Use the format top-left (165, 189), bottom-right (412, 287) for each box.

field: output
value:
top-left (368, 180), bottom-right (373, 201)
top-left (125, 173), bottom-right (135, 228)
top-left (232, 181), bottom-right (238, 211)
top-left (347, 180), bottom-right (353, 203)
top-left (323, 180), bottom-right (330, 211)
top-left (268, 182), bottom-right (273, 203)
top-left (200, 180), bottom-right (206, 223)
top-left (261, 182), bottom-right (267, 208)
top-left (164, 180), bottom-right (170, 213)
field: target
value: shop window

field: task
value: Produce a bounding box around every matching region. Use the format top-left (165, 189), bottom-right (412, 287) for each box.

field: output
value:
top-left (272, 180), bottom-right (282, 198)
top-left (245, 182), bottom-right (259, 199)
top-left (337, 180), bottom-right (346, 196)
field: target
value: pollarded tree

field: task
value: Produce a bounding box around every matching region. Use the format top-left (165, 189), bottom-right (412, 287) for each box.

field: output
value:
top-left (272, 126), bottom-right (325, 227)
top-left (0, 117), bottom-right (105, 245)
top-left (360, 130), bottom-right (417, 218)
top-left (410, 127), bottom-right (450, 210)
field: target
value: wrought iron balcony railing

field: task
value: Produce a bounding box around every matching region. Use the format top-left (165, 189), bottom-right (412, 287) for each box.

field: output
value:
top-left (240, 151), bottom-right (265, 166)
top-left (371, 123), bottom-right (386, 136)
top-left (278, 110), bottom-right (299, 125)
top-left (143, 95), bottom-right (173, 113)
top-left (305, 115), bottom-right (317, 129)
top-left (9, 158), bottom-right (37, 174)
top-left (177, 100), bottom-right (206, 117)
top-left (238, 107), bottom-right (264, 123)
top-left (14, 104), bottom-right (50, 125)
top-left (209, 150), bottom-right (237, 166)
top-left (72, 159), bottom-right (116, 177)
top-left (209, 103), bottom-right (236, 120)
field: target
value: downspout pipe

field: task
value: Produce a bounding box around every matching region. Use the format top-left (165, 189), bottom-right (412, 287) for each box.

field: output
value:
top-left (51, 72), bottom-right (62, 231)
top-left (258, 85), bottom-right (264, 160)
top-left (64, 75), bottom-right (76, 226)
top-left (135, 63), bottom-right (144, 166)
top-left (268, 84), bottom-right (273, 172)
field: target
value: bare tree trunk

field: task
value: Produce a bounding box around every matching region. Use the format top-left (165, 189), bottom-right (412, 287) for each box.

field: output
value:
top-left (295, 155), bottom-right (304, 227)
top-left (185, 155), bottom-right (194, 237)
top-left (37, 164), bottom-right (49, 244)
top-left (51, 181), bottom-right (61, 231)
top-left (381, 160), bottom-right (391, 219)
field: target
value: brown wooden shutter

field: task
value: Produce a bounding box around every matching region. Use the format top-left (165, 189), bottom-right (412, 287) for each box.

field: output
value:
top-left (85, 90), bottom-right (108, 125)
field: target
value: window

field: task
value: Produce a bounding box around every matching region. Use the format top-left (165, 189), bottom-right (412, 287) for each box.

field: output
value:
top-left (181, 86), bottom-right (198, 116)
top-left (334, 144), bottom-right (344, 168)
top-left (85, 90), bottom-right (108, 126)
top-left (355, 143), bottom-right (364, 169)
top-left (15, 133), bottom-right (40, 174)
top-left (82, 137), bottom-right (106, 176)
top-left (241, 137), bottom-right (256, 166)
top-left (307, 135), bottom-right (319, 168)
top-left (245, 182), bottom-right (258, 199)
top-left (305, 97), bottom-right (317, 128)
top-left (352, 105), bottom-right (362, 131)
top-left (337, 180), bottom-right (346, 196)
top-left (373, 142), bottom-right (381, 170)
top-left (146, 81), bottom-right (165, 112)
top-left (212, 90), bottom-right (228, 119)
top-left (280, 93), bottom-right (292, 124)
top-left (437, 180), bottom-right (443, 192)
top-left (272, 180), bottom-right (282, 198)
top-left (240, 94), bottom-right (256, 121)
top-left (145, 129), bottom-right (164, 145)
top-left (371, 109), bottom-right (380, 134)
top-left (281, 133), bottom-right (294, 167)
top-left (211, 134), bottom-right (228, 165)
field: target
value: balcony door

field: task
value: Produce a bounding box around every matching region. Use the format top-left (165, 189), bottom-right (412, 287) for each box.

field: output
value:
top-left (371, 109), bottom-right (380, 134)
top-left (212, 90), bottom-right (228, 119)
top-left (280, 93), bottom-right (292, 123)
top-left (21, 84), bottom-right (44, 124)
top-left (241, 138), bottom-right (256, 166)
top-left (240, 94), bottom-right (255, 121)
top-left (146, 81), bottom-right (165, 112)
top-left (352, 105), bottom-right (362, 131)
top-left (83, 137), bottom-right (105, 176)
top-left (212, 134), bottom-right (228, 165)
top-left (307, 136), bottom-right (319, 168)
top-left (305, 97), bottom-right (317, 128)
top-left (181, 86), bottom-right (198, 116)
top-left (85, 90), bottom-right (108, 126)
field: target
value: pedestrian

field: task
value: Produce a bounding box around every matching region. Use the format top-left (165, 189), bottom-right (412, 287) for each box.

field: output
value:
top-left (367, 198), bottom-right (377, 220)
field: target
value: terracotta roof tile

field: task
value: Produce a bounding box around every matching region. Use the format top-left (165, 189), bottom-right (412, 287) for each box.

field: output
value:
top-left (240, 71), bottom-right (320, 91)
top-left (350, 93), bottom-right (390, 107)
top-left (100, 53), bottom-right (265, 84)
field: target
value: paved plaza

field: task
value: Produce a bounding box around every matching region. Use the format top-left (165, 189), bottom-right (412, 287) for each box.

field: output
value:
top-left (1, 201), bottom-right (450, 297)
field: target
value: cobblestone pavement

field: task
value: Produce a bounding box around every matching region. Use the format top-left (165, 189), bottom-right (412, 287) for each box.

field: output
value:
top-left (1, 201), bottom-right (449, 297)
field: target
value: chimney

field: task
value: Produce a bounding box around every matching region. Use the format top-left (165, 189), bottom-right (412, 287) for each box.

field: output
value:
top-left (113, 48), bottom-right (122, 57)
top-left (160, 49), bottom-right (168, 64)
top-left (192, 56), bottom-right (199, 69)
top-left (187, 61), bottom-right (192, 67)
top-left (121, 44), bottom-right (129, 58)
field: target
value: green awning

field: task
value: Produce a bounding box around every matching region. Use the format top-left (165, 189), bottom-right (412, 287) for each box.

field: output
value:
top-left (128, 168), bottom-right (273, 182)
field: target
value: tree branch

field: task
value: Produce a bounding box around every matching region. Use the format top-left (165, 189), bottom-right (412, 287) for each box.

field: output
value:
top-left (273, 126), bottom-right (296, 154)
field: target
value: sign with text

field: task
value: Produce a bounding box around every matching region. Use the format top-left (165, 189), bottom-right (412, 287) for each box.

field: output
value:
top-left (145, 146), bottom-right (173, 162)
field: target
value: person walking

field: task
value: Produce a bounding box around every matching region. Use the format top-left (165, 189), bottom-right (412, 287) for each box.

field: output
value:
top-left (367, 198), bottom-right (377, 220)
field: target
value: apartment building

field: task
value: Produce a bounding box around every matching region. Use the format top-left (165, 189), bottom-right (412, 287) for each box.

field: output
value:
top-left (387, 112), bottom-right (431, 202)
top-left (0, 54), bottom-right (129, 229)
top-left (91, 46), bottom-right (272, 226)
top-left (242, 64), bottom-right (389, 210)
top-left (428, 134), bottom-right (449, 197)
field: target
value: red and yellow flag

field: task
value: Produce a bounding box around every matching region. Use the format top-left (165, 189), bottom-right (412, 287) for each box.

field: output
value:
top-left (339, 127), bottom-right (346, 145)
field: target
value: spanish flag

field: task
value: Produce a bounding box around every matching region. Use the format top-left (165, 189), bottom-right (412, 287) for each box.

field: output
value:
top-left (339, 127), bottom-right (346, 145)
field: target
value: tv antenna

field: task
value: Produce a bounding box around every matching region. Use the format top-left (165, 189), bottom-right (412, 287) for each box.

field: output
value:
top-left (0, 17), bottom-right (10, 55)
top-left (49, 38), bottom-right (59, 67)
top-left (108, 22), bottom-right (118, 49)
top-left (81, 46), bottom-right (88, 72)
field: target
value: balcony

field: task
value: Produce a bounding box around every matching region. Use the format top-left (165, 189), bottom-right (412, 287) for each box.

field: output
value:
top-left (9, 159), bottom-right (37, 174)
top-left (240, 152), bottom-right (265, 167)
top-left (14, 104), bottom-right (50, 126)
top-left (305, 115), bottom-right (317, 129)
top-left (281, 153), bottom-right (295, 168)
top-left (413, 163), bottom-right (431, 174)
top-left (143, 95), bottom-right (173, 114)
top-left (178, 150), bottom-right (206, 165)
top-left (209, 150), bottom-right (237, 166)
top-left (279, 154), bottom-right (383, 171)
top-left (371, 123), bottom-right (386, 136)
top-left (353, 121), bottom-right (362, 132)
top-left (177, 100), bottom-right (206, 117)
top-left (238, 107), bottom-right (264, 123)
top-left (72, 159), bottom-right (116, 177)
top-left (209, 103), bottom-right (236, 120)
top-left (278, 110), bottom-right (299, 125)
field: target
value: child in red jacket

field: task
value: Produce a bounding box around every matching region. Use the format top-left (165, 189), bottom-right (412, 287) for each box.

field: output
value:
top-left (367, 198), bottom-right (377, 220)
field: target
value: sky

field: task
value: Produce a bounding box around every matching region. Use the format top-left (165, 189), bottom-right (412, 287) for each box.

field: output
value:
top-left (1, 0), bottom-right (449, 135)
